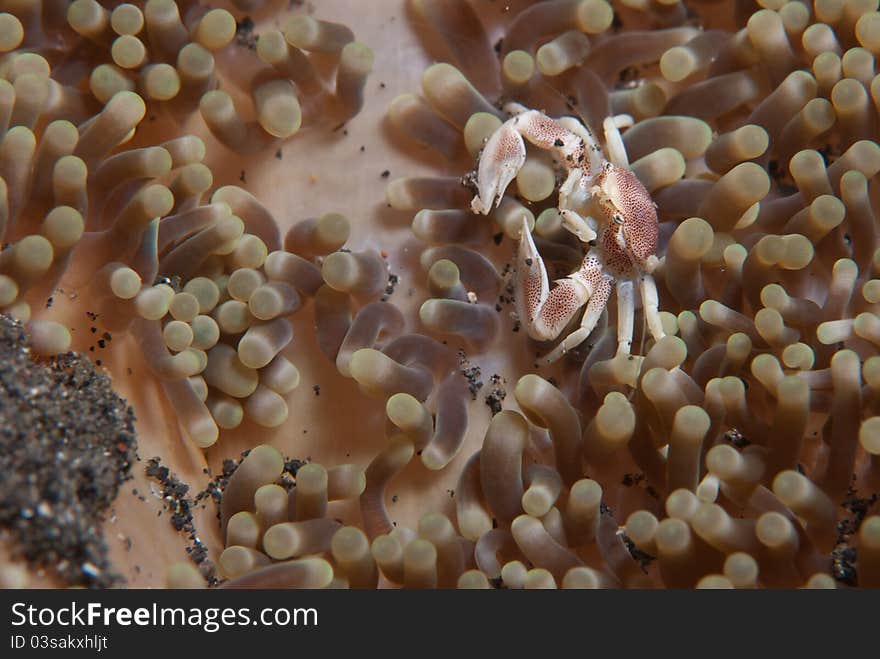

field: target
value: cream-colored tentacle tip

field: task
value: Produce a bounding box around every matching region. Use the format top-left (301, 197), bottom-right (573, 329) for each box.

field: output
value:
top-left (0, 13), bottom-right (23, 52)
top-left (27, 320), bottom-right (71, 356)
top-left (192, 9), bottom-right (236, 51)
top-left (253, 78), bottom-right (301, 139)
top-left (284, 15), bottom-right (353, 53)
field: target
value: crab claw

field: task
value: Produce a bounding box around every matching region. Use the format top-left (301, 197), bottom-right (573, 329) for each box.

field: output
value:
top-left (559, 210), bottom-right (597, 243)
top-left (515, 215), bottom-right (548, 333)
top-left (471, 119), bottom-right (526, 215)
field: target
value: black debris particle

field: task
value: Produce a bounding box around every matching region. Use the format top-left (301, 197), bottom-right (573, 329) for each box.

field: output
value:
top-left (484, 373), bottom-right (506, 416)
top-left (153, 274), bottom-right (182, 292)
top-left (0, 314), bottom-right (137, 588)
top-left (461, 170), bottom-right (478, 191)
top-left (145, 457), bottom-right (215, 585)
top-left (313, 384), bottom-right (321, 396)
top-left (193, 455), bottom-right (246, 518)
top-left (723, 428), bottom-right (750, 449)
top-left (831, 486), bottom-right (879, 586)
top-left (620, 531), bottom-right (655, 574)
top-left (615, 65), bottom-right (640, 89)
top-left (380, 169), bottom-right (390, 178)
top-left (497, 273), bottom-right (515, 315)
top-left (239, 170), bottom-right (247, 184)
top-left (622, 472), bottom-right (645, 488)
top-left (817, 143), bottom-right (836, 166)
top-left (381, 273), bottom-right (399, 302)
top-left (458, 350), bottom-right (484, 400)
top-left (832, 545), bottom-right (857, 586)
top-left (275, 148), bottom-right (283, 160)
top-left (493, 232), bottom-right (504, 246)
top-left (283, 459), bottom-right (304, 487)
top-left (235, 17), bottom-right (257, 50)
top-left (620, 472), bottom-right (659, 500)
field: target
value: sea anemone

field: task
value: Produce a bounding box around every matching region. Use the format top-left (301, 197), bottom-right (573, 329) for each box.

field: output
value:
top-left (1, 0), bottom-right (879, 590)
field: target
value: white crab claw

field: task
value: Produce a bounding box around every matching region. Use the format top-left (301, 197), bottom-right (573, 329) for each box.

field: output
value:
top-left (559, 210), bottom-right (597, 243)
top-left (515, 214), bottom-right (548, 330)
top-left (502, 101), bottom-right (529, 116)
top-left (471, 120), bottom-right (526, 215)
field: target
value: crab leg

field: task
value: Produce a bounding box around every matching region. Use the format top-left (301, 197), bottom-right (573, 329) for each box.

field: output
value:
top-left (640, 273), bottom-right (666, 342)
top-left (616, 279), bottom-right (635, 355)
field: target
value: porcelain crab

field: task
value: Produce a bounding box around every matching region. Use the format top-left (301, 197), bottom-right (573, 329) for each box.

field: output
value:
top-left (470, 103), bottom-right (665, 364)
